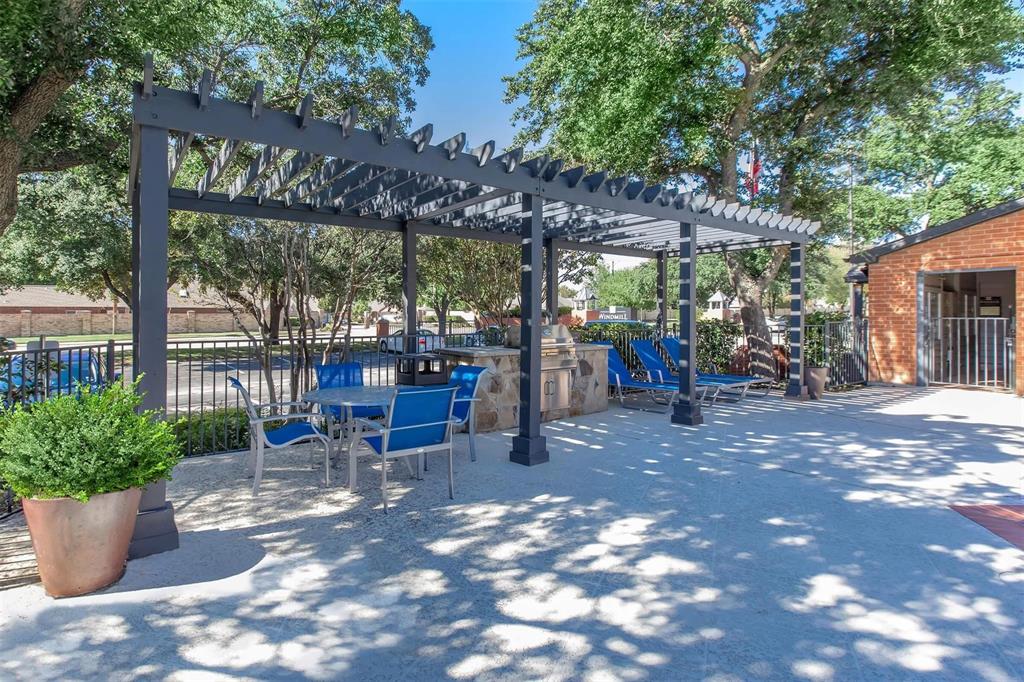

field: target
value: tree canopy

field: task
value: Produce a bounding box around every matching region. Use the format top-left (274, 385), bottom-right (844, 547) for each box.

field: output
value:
top-left (846, 83), bottom-right (1024, 242)
top-left (505, 0), bottom-right (1024, 371)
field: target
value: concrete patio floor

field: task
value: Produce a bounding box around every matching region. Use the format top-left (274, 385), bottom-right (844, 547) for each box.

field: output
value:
top-left (2, 386), bottom-right (1023, 681)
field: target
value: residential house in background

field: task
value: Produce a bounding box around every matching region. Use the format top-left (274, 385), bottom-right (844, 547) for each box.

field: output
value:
top-left (0, 285), bottom-right (253, 338)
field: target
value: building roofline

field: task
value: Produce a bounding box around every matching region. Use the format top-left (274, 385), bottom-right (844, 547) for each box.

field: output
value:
top-left (849, 197), bottom-right (1024, 264)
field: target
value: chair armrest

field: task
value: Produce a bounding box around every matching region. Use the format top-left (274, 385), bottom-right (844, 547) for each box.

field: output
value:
top-left (352, 417), bottom-right (385, 432)
top-left (255, 400), bottom-right (309, 410)
top-left (250, 412), bottom-right (320, 425)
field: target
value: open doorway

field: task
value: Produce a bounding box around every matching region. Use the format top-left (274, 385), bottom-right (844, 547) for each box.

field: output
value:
top-left (920, 269), bottom-right (1016, 390)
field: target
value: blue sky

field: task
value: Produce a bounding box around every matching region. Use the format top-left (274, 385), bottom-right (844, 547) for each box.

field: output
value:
top-left (405, 0), bottom-right (1024, 153)
top-left (405, 0), bottom-right (534, 151)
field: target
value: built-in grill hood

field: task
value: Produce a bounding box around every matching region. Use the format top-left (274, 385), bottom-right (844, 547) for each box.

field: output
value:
top-left (504, 323), bottom-right (575, 349)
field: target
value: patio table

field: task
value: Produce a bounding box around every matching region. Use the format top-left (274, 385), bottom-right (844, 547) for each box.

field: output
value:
top-left (302, 386), bottom-right (396, 446)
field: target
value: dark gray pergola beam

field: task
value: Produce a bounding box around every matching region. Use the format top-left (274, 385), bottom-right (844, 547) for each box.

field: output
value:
top-left (135, 85), bottom-right (815, 244)
top-left (337, 168), bottom-right (418, 213)
top-left (281, 157), bottom-right (359, 206)
top-left (227, 145), bottom-right (287, 200)
top-left (549, 238), bottom-right (657, 259)
top-left (657, 251), bottom-right (668, 336)
top-left (417, 187), bottom-right (511, 222)
top-left (197, 138), bottom-right (241, 197)
top-left (308, 162), bottom-right (383, 208)
top-left (168, 188), bottom-right (403, 233)
top-left (784, 243), bottom-right (809, 400)
top-left (544, 239), bottom-right (557, 320)
top-left (414, 222), bottom-right (522, 244)
top-left (671, 221), bottom-right (703, 427)
top-left (257, 151), bottom-right (321, 203)
top-left (167, 132), bottom-right (194, 186)
top-left (380, 178), bottom-right (467, 220)
top-left (402, 223), bottom-right (417, 353)
top-left (510, 194), bottom-right (548, 466)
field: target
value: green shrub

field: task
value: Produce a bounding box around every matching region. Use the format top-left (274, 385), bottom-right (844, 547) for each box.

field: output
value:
top-left (696, 319), bottom-right (743, 372)
top-left (170, 408), bottom-right (253, 457)
top-left (0, 381), bottom-right (181, 502)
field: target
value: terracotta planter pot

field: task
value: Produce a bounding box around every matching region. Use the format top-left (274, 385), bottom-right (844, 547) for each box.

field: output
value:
top-left (22, 487), bottom-right (142, 598)
top-left (805, 366), bottom-right (829, 400)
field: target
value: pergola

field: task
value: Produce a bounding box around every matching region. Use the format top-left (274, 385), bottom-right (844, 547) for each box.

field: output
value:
top-left (127, 60), bottom-right (817, 554)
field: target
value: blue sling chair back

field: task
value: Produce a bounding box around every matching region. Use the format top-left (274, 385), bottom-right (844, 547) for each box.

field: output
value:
top-left (315, 362), bottom-right (385, 439)
top-left (596, 341), bottom-right (680, 412)
top-left (659, 336), bottom-right (773, 401)
top-left (348, 385), bottom-right (459, 513)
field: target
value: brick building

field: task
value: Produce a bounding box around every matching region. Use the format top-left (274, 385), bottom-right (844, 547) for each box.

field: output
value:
top-left (0, 285), bottom-right (251, 338)
top-left (849, 198), bottom-right (1022, 396)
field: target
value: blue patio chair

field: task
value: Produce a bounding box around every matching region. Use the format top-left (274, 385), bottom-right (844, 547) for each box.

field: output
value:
top-left (447, 365), bottom-right (489, 462)
top-left (315, 362), bottom-right (385, 439)
top-left (228, 377), bottom-right (331, 496)
top-left (597, 341), bottom-right (681, 412)
top-left (347, 386), bottom-right (458, 513)
top-left (660, 337), bottom-right (772, 400)
top-left (630, 338), bottom-right (727, 405)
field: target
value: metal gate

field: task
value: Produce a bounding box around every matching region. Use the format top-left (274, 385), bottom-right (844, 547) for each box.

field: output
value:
top-left (923, 316), bottom-right (1015, 390)
top-left (805, 319), bottom-right (870, 388)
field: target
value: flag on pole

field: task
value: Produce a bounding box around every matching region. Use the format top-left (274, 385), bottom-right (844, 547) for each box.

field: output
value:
top-left (746, 142), bottom-right (762, 197)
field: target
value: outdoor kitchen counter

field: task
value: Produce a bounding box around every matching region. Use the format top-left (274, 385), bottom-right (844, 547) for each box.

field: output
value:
top-left (439, 343), bottom-right (609, 433)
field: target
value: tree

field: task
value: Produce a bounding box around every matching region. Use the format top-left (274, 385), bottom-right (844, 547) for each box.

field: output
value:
top-left (849, 83), bottom-right (1024, 239)
top-left (593, 254), bottom-right (734, 311)
top-left (0, 165), bottom-right (196, 305)
top-left (3, 1), bottom-right (433, 311)
top-left (505, 0), bottom-right (1024, 375)
top-left (0, 0), bottom-right (229, 233)
top-left (418, 236), bottom-right (465, 335)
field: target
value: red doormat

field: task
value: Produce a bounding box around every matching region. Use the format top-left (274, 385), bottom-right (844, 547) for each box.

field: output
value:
top-left (950, 505), bottom-right (1024, 550)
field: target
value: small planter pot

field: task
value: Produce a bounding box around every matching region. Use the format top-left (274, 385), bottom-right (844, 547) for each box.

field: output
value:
top-left (22, 487), bottom-right (142, 598)
top-left (805, 366), bottom-right (829, 400)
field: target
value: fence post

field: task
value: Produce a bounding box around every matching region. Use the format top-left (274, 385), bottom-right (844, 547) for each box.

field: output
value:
top-left (106, 339), bottom-right (116, 385)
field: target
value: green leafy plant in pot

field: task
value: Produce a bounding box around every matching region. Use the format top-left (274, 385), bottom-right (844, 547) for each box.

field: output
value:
top-left (0, 380), bottom-right (180, 597)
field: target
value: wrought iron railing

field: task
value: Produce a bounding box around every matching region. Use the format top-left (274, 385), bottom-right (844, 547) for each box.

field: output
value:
top-left (0, 319), bottom-right (866, 469)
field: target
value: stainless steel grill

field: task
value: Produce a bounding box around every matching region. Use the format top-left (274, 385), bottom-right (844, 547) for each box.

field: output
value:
top-left (506, 324), bottom-right (578, 411)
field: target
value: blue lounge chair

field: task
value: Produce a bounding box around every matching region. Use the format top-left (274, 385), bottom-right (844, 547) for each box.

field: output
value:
top-left (629, 338), bottom-right (735, 405)
top-left (348, 386), bottom-right (459, 513)
top-left (229, 377), bottom-right (331, 496)
top-left (660, 336), bottom-right (773, 400)
top-left (315, 362), bottom-right (385, 439)
top-left (596, 341), bottom-right (681, 412)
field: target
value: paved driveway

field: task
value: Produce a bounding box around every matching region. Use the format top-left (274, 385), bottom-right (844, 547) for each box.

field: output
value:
top-left (2, 386), bottom-right (1023, 680)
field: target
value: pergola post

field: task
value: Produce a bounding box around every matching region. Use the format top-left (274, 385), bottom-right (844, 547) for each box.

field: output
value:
top-left (671, 222), bottom-right (703, 426)
top-left (129, 124), bottom-right (179, 558)
top-left (784, 242), bottom-right (810, 400)
top-left (544, 238), bottom-right (558, 322)
top-left (657, 250), bottom-right (668, 336)
top-left (402, 222), bottom-right (417, 353)
top-left (510, 194), bottom-right (549, 466)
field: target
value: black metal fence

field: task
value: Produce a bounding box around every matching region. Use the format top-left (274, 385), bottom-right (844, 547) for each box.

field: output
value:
top-left (0, 319), bottom-right (867, 465)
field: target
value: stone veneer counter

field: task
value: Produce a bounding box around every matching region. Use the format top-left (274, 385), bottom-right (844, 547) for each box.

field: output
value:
top-left (439, 343), bottom-right (609, 433)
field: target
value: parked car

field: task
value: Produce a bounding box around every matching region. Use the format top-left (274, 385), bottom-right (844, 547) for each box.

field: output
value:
top-left (0, 337), bottom-right (15, 350)
top-left (0, 350), bottom-right (107, 402)
top-left (379, 328), bottom-right (445, 354)
top-left (464, 325), bottom-right (504, 347)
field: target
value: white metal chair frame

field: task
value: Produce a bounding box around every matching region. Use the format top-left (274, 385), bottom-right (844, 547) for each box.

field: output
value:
top-left (347, 386), bottom-right (458, 513)
top-left (230, 378), bottom-right (332, 496)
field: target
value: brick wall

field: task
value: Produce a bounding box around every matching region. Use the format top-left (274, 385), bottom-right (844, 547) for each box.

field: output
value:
top-left (0, 309), bottom-right (252, 338)
top-left (868, 209), bottom-right (1024, 395)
